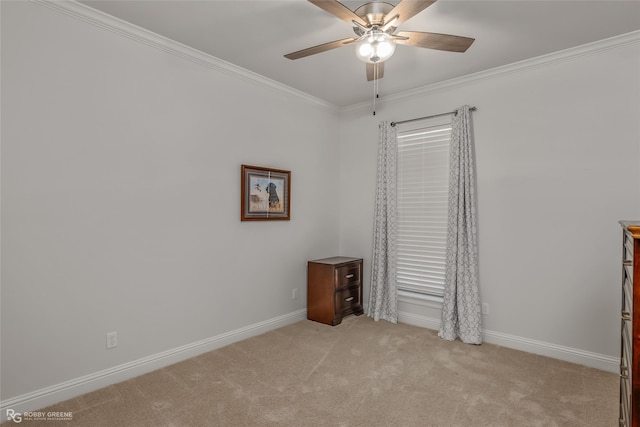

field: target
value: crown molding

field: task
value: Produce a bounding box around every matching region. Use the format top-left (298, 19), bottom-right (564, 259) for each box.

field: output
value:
top-left (32, 0), bottom-right (339, 113)
top-left (341, 29), bottom-right (640, 114)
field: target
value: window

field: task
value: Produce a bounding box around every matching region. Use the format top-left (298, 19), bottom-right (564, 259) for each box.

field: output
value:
top-left (396, 116), bottom-right (452, 298)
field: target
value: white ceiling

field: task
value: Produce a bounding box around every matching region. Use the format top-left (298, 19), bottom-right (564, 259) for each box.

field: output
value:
top-left (79, 0), bottom-right (640, 107)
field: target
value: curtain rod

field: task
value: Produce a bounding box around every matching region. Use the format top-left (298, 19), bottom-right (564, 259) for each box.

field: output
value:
top-left (391, 106), bottom-right (477, 127)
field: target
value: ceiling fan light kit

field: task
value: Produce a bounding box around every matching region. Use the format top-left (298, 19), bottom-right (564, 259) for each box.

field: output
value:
top-left (355, 31), bottom-right (396, 63)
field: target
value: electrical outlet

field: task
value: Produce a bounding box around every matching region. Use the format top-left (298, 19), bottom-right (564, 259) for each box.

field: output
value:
top-left (106, 331), bottom-right (118, 349)
top-left (481, 303), bottom-right (489, 315)
top-left (292, 288), bottom-right (298, 300)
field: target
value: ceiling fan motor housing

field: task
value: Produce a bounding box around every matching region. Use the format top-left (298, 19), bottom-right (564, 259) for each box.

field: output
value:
top-left (353, 1), bottom-right (396, 35)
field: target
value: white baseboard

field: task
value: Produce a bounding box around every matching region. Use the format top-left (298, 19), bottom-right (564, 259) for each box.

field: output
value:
top-left (398, 311), bottom-right (442, 331)
top-left (398, 311), bottom-right (619, 374)
top-left (0, 309), bottom-right (307, 415)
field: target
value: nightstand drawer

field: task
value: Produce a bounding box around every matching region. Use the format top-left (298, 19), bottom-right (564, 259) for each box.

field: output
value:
top-left (335, 264), bottom-right (361, 289)
top-left (335, 286), bottom-right (361, 314)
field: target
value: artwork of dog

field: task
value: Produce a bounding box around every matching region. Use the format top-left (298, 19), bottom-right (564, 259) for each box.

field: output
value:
top-left (266, 182), bottom-right (280, 208)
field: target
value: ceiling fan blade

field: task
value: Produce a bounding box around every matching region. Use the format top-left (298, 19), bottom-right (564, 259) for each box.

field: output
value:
top-left (308, 0), bottom-right (368, 27)
top-left (284, 37), bottom-right (357, 60)
top-left (381, 14), bottom-right (399, 32)
top-left (366, 62), bottom-right (385, 81)
top-left (384, 0), bottom-right (436, 26)
top-left (395, 31), bottom-right (475, 52)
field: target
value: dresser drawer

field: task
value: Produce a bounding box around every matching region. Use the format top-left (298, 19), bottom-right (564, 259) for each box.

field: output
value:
top-left (623, 322), bottom-right (633, 383)
top-left (621, 322), bottom-right (631, 427)
top-left (625, 264), bottom-right (634, 286)
top-left (335, 263), bottom-right (361, 289)
top-left (621, 375), bottom-right (630, 427)
top-left (623, 278), bottom-right (633, 320)
top-left (625, 234), bottom-right (634, 260)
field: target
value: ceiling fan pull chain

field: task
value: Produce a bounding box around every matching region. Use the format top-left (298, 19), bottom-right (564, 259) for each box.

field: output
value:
top-left (373, 64), bottom-right (376, 115)
top-left (376, 63), bottom-right (380, 102)
top-left (373, 63), bottom-right (378, 116)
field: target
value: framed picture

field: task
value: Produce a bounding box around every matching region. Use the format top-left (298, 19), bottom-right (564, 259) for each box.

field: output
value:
top-left (241, 165), bottom-right (291, 221)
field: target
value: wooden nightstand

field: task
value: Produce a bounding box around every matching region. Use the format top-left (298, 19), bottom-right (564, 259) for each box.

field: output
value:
top-left (307, 257), bottom-right (363, 326)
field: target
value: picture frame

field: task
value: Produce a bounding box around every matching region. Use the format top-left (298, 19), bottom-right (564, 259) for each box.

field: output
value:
top-left (241, 164), bottom-right (291, 221)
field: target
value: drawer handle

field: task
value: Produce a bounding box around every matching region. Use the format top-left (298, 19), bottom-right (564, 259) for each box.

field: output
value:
top-left (345, 274), bottom-right (355, 279)
top-left (345, 296), bottom-right (354, 302)
top-left (623, 260), bottom-right (633, 266)
top-left (622, 311), bottom-right (632, 321)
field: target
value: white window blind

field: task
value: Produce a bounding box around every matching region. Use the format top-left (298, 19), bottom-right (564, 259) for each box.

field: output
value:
top-left (396, 117), bottom-right (452, 297)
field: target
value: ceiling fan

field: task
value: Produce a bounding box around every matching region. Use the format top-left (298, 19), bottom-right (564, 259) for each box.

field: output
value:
top-left (284, 0), bottom-right (475, 81)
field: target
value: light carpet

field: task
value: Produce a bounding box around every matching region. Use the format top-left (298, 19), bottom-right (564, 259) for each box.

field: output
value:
top-left (5, 316), bottom-right (618, 426)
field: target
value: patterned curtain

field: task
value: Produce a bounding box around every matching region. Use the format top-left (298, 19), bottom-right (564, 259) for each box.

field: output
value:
top-left (367, 121), bottom-right (398, 323)
top-left (438, 105), bottom-right (482, 344)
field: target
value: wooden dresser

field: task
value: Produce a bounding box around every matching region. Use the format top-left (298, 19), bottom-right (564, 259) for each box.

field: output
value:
top-left (620, 221), bottom-right (640, 427)
top-left (307, 257), bottom-right (363, 326)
